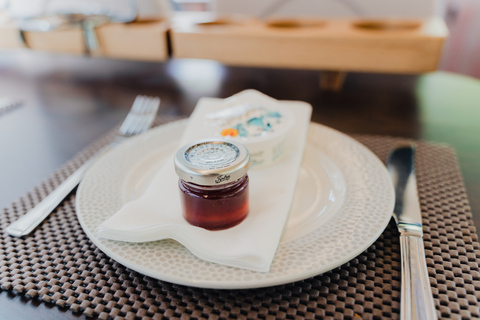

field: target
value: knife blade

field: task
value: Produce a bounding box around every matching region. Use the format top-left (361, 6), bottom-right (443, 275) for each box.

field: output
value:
top-left (386, 143), bottom-right (438, 320)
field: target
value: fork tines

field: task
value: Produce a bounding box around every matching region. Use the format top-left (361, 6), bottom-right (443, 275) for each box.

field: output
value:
top-left (119, 95), bottom-right (160, 137)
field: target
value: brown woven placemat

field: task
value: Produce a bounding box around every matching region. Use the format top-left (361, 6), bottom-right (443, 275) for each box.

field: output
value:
top-left (1, 118), bottom-right (480, 320)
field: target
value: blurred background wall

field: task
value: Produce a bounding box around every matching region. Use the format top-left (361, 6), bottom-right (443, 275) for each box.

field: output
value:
top-left (440, 0), bottom-right (480, 80)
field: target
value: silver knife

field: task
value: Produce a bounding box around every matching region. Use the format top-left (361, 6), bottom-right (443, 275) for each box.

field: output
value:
top-left (387, 144), bottom-right (437, 320)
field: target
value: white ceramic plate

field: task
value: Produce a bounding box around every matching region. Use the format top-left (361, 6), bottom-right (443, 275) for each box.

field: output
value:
top-left (76, 120), bottom-right (394, 289)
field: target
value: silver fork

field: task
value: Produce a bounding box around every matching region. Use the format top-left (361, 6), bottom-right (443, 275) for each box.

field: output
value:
top-left (6, 95), bottom-right (160, 237)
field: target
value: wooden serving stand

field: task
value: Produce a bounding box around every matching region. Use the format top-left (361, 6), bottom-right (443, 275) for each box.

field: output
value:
top-left (0, 12), bottom-right (170, 62)
top-left (93, 20), bottom-right (170, 61)
top-left (170, 14), bottom-right (447, 89)
top-left (0, 11), bottom-right (448, 89)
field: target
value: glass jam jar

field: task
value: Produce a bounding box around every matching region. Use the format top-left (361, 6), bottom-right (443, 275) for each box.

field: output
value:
top-left (174, 139), bottom-right (250, 230)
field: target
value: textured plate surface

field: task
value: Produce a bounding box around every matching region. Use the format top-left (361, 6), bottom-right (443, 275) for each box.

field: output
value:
top-left (76, 120), bottom-right (394, 289)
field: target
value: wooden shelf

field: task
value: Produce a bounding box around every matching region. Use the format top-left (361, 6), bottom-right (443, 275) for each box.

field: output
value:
top-left (93, 20), bottom-right (170, 61)
top-left (0, 11), bottom-right (448, 74)
top-left (170, 16), bottom-right (448, 73)
top-left (0, 13), bottom-right (169, 61)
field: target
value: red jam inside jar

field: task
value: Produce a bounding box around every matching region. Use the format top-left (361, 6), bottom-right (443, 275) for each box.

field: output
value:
top-left (179, 174), bottom-right (249, 230)
top-left (174, 139), bottom-right (250, 231)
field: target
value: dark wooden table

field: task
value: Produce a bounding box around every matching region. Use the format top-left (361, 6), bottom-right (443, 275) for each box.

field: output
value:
top-left (1, 50), bottom-right (479, 319)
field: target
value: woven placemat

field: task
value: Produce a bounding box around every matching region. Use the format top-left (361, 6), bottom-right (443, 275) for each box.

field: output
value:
top-left (1, 118), bottom-right (480, 320)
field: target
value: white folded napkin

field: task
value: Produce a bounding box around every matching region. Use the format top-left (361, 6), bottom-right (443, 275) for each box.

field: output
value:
top-left (97, 90), bottom-right (312, 272)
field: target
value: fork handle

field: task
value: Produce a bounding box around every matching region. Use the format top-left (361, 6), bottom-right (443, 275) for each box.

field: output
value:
top-left (6, 157), bottom-right (96, 237)
top-left (400, 234), bottom-right (438, 320)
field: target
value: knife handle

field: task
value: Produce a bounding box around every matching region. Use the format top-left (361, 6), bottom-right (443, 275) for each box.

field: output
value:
top-left (400, 234), bottom-right (438, 320)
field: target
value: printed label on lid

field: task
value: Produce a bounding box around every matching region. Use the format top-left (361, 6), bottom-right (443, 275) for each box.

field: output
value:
top-left (185, 142), bottom-right (240, 169)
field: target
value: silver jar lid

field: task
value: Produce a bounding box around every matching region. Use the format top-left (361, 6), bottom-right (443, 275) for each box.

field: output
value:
top-left (174, 139), bottom-right (250, 186)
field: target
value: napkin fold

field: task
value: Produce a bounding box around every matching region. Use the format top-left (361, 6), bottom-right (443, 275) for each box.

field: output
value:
top-left (97, 90), bottom-right (312, 272)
